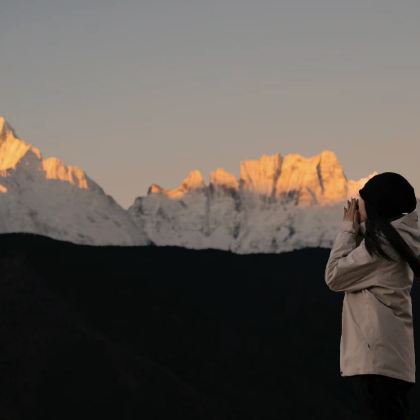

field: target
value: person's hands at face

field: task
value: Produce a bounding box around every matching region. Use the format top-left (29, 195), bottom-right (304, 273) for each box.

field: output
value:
top-left (344, 198), bottom-right (361, 225)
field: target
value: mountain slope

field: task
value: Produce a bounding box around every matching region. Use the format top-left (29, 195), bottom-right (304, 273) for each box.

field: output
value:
top-left (0, 116), bottom-right (149, 245)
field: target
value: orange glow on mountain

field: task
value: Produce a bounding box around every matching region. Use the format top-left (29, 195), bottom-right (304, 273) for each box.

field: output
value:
top-left (146, 150), bottom-right (376, 206)
top-left (42, 157), bottom-right (88, 189)
top-left (0, 116), bottom-right (89, 189)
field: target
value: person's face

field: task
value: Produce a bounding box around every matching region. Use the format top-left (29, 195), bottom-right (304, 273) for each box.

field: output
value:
top-left (357, 195), bottom-right (368, 222)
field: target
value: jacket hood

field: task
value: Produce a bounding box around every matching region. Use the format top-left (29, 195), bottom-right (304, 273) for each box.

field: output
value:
top-left (390, 209), bottom-right (420, 256)
top-left (362, 209), bottom-right (420, 260)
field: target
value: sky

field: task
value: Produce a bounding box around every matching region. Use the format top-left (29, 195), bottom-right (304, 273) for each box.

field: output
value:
top-left (1, 0), bottom-right (419, 209)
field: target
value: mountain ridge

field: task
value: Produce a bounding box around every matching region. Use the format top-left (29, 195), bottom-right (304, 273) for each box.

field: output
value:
top-left (1, 115), bottom-right (403, 253)
top-left (0, 116), bottom-right (149, 246)
top-left (128, 149), bottom-right (380, 253)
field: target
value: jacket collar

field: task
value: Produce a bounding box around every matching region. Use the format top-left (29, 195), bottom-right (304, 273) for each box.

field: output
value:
top-left (390, 209), bottom-right (418, 228)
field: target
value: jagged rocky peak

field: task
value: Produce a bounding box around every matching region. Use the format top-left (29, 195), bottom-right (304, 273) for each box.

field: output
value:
top-left (0, 116), bottom-right (17, 140)
top-left (316, 149), bottom-right (350, 203)
top-left (181, 169), bottom-right (205, 190)
top-left (316, 150), bottom-right (378, 201)
top-left (209, 167), bottom-right (239, 190)
top-left (147, 169), bottom-right (206, 199)
top-left (142, 149), bottom-right (372, 206)
top-left (237, 150), bottom-right (349, 204)
top-left (273, 149), bottom-right (349, 205)
top-left (0, 115), bottom-right (89, 189)
top-left (0, 116), bottom-right (11, 137)
top-left (240, 153), bottom-right (282, 197)
top-left (147, 183), bottom-right (165, 195)
top-left (0, 116), bottom-right (43, 170)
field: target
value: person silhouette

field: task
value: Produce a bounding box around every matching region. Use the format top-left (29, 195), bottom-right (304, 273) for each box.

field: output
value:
top-left (325, 172), bottom-right (420, 419)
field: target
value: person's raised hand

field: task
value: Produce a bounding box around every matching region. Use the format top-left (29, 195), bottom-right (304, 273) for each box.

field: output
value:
top-left (343, 198), bottom-right (360, 225)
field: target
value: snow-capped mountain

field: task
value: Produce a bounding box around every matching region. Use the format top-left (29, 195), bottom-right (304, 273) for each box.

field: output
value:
top-left (0, 116), bottom-right (149, 246)
top-left (128, 151), bottom-right (383, 253)
top-left (2, 115), bottom-right (409, 254)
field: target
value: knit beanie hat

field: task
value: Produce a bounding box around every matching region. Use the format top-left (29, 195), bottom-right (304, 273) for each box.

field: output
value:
top-left (358, 172), bottom-right (417, 220)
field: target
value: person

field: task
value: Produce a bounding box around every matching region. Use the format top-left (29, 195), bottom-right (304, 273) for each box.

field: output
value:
top-left (324, 172), bottom-right (420, 419)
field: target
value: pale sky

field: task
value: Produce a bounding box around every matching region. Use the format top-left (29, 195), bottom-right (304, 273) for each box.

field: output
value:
top-left (1, 0), bottom-right (419, 208)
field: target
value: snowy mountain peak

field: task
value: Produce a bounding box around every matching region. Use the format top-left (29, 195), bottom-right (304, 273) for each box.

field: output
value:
top-left (181, 169), bottom-right (205, 190)
top-left (209, 168), bottom-right (239, 190)
top-left (273, 149), bottom-right (348, 205)
top-left (0, 116), bottom-right (149, 246)
top-left (0, 116), bottom-right (15, 139)
top-left (0, 116), bottom-right (89, 189)
top-left (142, 149), bottom-right (371, 206)
top-left (238, 149), bottom-right (352, 205)
top-left (147, 183), bottom-right (165, 195)
top-left (240, 152), bottom-right (283, 197)
top-left (0, 116), bottom-right (43, 171)
top-left (147, 169), bottom-right (206, 199)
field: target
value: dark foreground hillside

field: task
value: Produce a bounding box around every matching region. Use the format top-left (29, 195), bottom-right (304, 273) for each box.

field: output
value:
top-left (1, 233), bottom-right (419, 420)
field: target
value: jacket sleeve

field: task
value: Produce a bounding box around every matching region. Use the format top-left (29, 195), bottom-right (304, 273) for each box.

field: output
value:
top-left (325, 220), bottom-right (380, 293)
